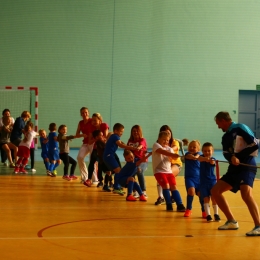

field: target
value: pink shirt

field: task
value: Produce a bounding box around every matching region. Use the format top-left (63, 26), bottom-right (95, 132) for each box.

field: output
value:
top-left (127, 138), bottom-right (148, 161)
top-left (79, 118), bottom-right (92, 144)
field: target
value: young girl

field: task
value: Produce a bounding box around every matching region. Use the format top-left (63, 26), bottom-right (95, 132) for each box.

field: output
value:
top-left (48, 123), bottom-right (61, 176)
top-left (57, 124), bottom-right (85, 181)
top-left (198, 142), bottom-right (220, 222)
top-left (127, 125), bottom-right (148, 198)
top-left (14, 123), bottom-right (38, 174)
top-left (184, 140), bottom-right (205, 218)
top-left (39, 129), bottom-right (51, 176)
top-left (0, 116), bottom-right (17, 168)
top-left (152, 131), bottom-right (185, 211)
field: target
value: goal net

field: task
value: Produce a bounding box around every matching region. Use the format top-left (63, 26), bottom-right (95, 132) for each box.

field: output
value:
top-left (0, 86), bottom-right (38, 147)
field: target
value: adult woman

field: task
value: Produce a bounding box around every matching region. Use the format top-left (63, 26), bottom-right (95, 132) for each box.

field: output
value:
top-left (87, 113), bottom-right (109, 187)
top-left (127, 125), bottom-right (148, 197)
top-left (76, 107), bottom-right (93, 186)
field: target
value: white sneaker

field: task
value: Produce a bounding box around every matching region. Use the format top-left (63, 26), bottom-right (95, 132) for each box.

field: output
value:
top-left (133, 191), bottom-right (140, 198)
top-left (246, 226), bottom-right (260, 236)
top-left (31, 168), bottom-right (36, 173)
top-left (218, 221), bottom-right (239, 230)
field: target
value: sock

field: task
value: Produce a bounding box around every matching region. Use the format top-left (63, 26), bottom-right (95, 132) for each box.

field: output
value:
top-left (199, 196), bottom-right (205, 212)
top-left (127, 181), bottom-right (134, 195)
top-left (157, 184), bottom-right (163, 198)
top-left (133, 182), bottom-right (143, 195)
top-left (171, 190), bottom-right (182, 205)
top-left (49, 163), bottom-right (55, 172)
top-left (204, 203), bottom-right (210, 216)
top-left (44, 161), bottom-right (50, 170)
top-left (53, 162), bottom-right (60, 170)
top-left (186, 195), bottom-right (194, 210)
top-left (163, 189), bottom-right (172, 204)
top-left (213, 204), bottom-right (218, 215)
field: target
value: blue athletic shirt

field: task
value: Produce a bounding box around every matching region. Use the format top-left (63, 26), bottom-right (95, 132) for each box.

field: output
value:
top-left (40, 137), bottom-right (49, 154)
top-left (103, 134), bottom-right (120, 157)
top-left (117, 158), bottom-right (139, 179)
top-left (184, 152), bottom-right (202, 179)
top-left (200, 156), bottom-right (216, 184)
top-left (222, 122), bottom-right (258, 170)
top-left (48, 132), bottom-right (59, 153)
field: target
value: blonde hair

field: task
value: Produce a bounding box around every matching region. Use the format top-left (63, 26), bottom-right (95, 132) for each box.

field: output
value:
top-left (188, 140), bottom-right (201, 150)
top-left (39, 129), bottom-right (46, 135)
top-left (92, 113), bottom-right (103, 123)
top-left (21, 111), bottom-right (31, 119)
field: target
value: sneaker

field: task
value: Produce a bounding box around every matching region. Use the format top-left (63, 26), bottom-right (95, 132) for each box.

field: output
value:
top-left (184, 209), bottom-right (192, 217)
top-left (19, 168), bottom-right (28, 174)
top-left (52, 170), bottom-right (58, 176)
top-left (139, 194), bottom-right (147, 202)
top-left (31, 168), bottom-right (36, 173)
top-left (177, 204), bottom-right (186, 212)
top-left (97, 182), bottom-right (103, 187)
top-left (103, 185), bottom-right (111, 192)
top-left (202, 211), bottom-right (207, 219)
top-left (166, 203), bottom-right (173, 211)
top-left (218, 221), bottom-right (239, 230)
top-left (83, 179), bottom-right (92, 187)
top-left (14, 167), bottom-right (19, 174)
top-left (126, 194), bottom-right (137, 201)
top-left (62, 175), bottom-right (71, 181)
top-left (113, 189), bottom-right (125, 196)
top-left (69, 175), bottom-right (78, 180)
top-left (25, 165), bottom-right (31, 170)
top-left (9, 163), bottom-right (15, 168)
top-left (46, 170), bottom-right (52, 176)
top-left (154, 197), bottom-right (165, 205)
top-left (246, 226), bottom-right (260, 236)
top-left (206, 215), bottom-right (213, 222)
top-left (214, 214), bottom-right (221, 222)
top-left (133, 191), bottom-right (140, 198)
top-left (143, 192), bottom-right (148, 198)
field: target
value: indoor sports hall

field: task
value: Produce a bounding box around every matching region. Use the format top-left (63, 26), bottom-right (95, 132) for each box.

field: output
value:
top-left (1, 1), bottom-right (260, 259)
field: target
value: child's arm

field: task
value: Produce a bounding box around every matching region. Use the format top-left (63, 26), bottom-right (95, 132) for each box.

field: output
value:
top-left (185, 153), bottom-right (200, 160)
top-left (197, 156), bottom-right (215, 165)
top-left (155, 148), bottom-right (179, 159)
top-left (136, 152), bottom-right (152, 166)
top-left (116, 140), bottom-right (137, 151)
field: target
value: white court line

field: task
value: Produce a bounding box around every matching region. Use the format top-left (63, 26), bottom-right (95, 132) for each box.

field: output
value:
top-left (0, 234), bottom-right (246, 240)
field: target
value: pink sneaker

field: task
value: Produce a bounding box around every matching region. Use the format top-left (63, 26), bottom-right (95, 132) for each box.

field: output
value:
top-left (14, 167), bottom-right (19, 174)
top-left (184, 209), bottom-right (192, 217)
top-left (202, 211), bottom-right (207, 219)
top-left (19, 168), bottom-right (28, 174)
top-left (62, 175), bottom-right (71, 181)
top-left (83, 179), bottom-right (92, 187)
top-left (139, 194), bottom-right (147, 202)
top-left (126, 194), bottom-right (137, 201)
top-left (69, 175), bottom-right (78, 180)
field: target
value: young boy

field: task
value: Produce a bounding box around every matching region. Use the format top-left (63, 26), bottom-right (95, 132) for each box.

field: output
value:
top-left (103, 123), bottom-right (137, 195)
top-left (39, 129), bottom-right (51, 176)
top-left (152, 131), bottom-right (186, 211)
top-left (116, 149), bottom-right (151, 201)
top-left (198, 142), bottom-right (221, 222)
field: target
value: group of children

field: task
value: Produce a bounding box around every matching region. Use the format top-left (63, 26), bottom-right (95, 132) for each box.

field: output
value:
top-left (1, 109), bottom-right (220, 222)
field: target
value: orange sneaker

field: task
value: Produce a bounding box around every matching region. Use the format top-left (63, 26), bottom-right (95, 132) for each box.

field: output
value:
top-left (184, 209), bottom-right (192, 217)
top-left (126, 195), bottom-right (137, 201)
top-left (139, 194), bottom-right (147, 202)
top-left (202, 211), bottom-right (207, 218)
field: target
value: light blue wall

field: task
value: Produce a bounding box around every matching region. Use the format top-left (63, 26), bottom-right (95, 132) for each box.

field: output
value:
top-left (1, 0), bottom-right (260, 149)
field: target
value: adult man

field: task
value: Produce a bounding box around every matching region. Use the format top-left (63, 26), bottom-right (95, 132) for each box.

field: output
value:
top-left (211, 111), bottom-right (260, 236)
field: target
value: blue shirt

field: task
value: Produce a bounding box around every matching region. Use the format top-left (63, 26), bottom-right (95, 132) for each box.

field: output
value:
top-left (48, 132), bottom-right (58, 152)
top-left (117, 158), bottom-right (139, 179)
top-left (184, 152), bottom-right (202, 179)
top-left (103, 134), bottom-right (120, 157)
top-left (200, 156), bottom-right (216, 184)
top-left (40, 137), bottom-right (49, 154)
top-left (10, 117), bottom-right (25, 141)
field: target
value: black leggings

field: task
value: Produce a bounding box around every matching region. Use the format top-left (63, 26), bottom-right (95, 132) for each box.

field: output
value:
top-left (59, 153), bottom-right (77, 176)
top-left (30, 148), bottom-right (35, 169)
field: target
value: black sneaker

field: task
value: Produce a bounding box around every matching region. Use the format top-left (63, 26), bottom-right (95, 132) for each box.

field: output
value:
top-left (214, 214), bottom-right (221, 222)
top-left (103, 185), bottom-right (111, 192)
top-left (177, 204), bottom-right (186, 212)
top-left (166, 203), bottom-right (173, 211)
top-left (97, 182), bottom-right (103, 187)
top-left (206, 215), bottom-right (213, 222)
top-left (171, 198), bottom-right (176, 204)
top-left (154, 197), bottom-right (165, 205)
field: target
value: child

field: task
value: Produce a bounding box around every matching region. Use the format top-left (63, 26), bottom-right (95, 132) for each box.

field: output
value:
top-left (92, 130), bottom-right (114, 192)
top-left (152, 131), bottom-right (186, 211)
top-left (103, 123), bottom-right (137, 195)
top-left (48, 123), bottom-right (61, 176)
top-left (116, 149), bottom-right (151, 202)
top-left (39, 129), bottom-right (52, 176)
top-left (26, 121), bottom-right (37, 173)
top-left (198, 142), bottom-right (221, 222)
top-left (184, 140), bottom-right (205, 218)
top-left (0, 115), bottom-right (17, 168)
top-left (57, 124), bottom-right (85, 181)
top-left (14, 123), bottom-right (38, 174)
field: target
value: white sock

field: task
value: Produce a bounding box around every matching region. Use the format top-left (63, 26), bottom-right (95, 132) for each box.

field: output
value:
top-left (157, 184), bottom-right (163, 198)
top-left (213, 204), bottom-right (218, 215)
top-left (204, 203), bottom-right (210, 216)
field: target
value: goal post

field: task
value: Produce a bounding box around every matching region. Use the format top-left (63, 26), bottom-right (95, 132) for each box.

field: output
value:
top-left (0, 86), bottom-right (39, 147)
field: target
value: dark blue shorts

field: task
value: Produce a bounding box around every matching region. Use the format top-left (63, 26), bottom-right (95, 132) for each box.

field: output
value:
top-left (221, 167), bottom-right (256, 193)
top-left (185, 177), bottom-right (200, 193)
top-left (200, 181), bottom-right (216, 199)
top-left (48, 150), bottom-right (59, 161)
top-left (103, 154), bottom-right (120, 171)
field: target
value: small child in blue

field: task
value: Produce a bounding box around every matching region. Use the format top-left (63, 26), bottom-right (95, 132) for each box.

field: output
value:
top-left (198, 142), bottom-right (220, 222)
top-left (116, 149), bottom-right (151, 201)
top-left (103, 123), bottom-right (137, 195)
top-left (39, 129), bottom-right (51, 176)
top-left (184, 140), bottom-right (205, 218)
top-left (48, 123), bottom-right (61, 176)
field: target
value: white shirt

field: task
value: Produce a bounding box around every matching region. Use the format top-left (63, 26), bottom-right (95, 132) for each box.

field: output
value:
top-left (19, 131), bottom-right (37, 149)
top-left (152, 142), bottom-right (173, 174)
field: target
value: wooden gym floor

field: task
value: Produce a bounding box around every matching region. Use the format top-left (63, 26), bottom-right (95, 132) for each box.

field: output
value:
top-left (0, 162), bottom-right (260, 260)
